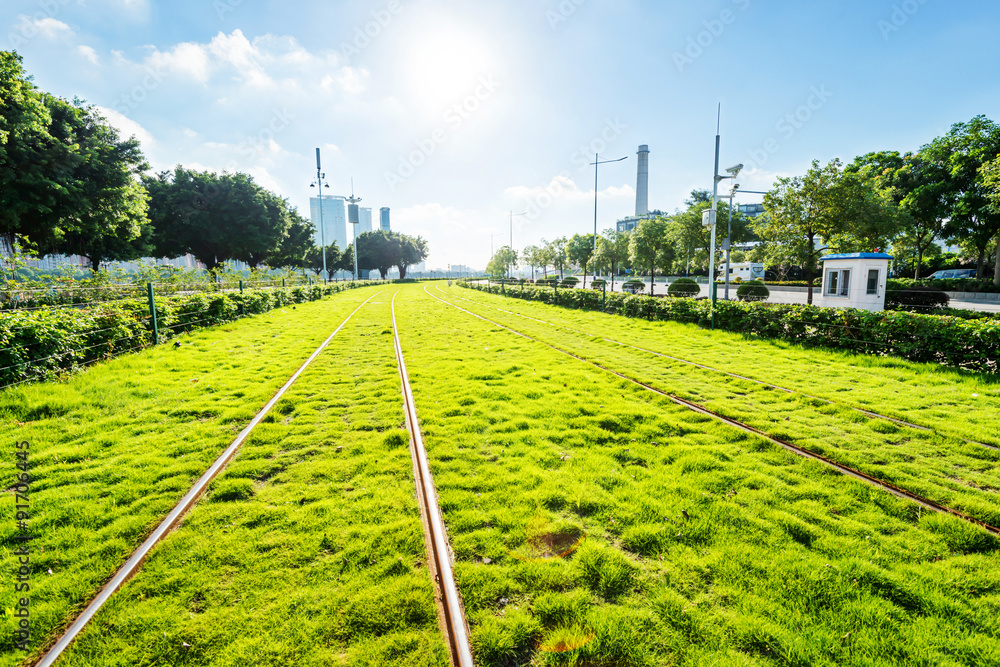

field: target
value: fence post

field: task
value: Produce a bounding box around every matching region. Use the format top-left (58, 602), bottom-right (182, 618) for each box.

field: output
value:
top-left (239, 280), bottom-right (245, 317)
top-left (603, 282), bottom-right (607, 312)
top-left (147, 282), bottom-right (159, 345)
top-left (282, 278), bottom-right (285, 288)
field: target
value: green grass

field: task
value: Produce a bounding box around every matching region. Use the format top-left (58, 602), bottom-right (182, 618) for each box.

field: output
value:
top-left (396, 285), bottom-right (999, 666)
top-left (52, 294), bottom-right (448, 666)
top-left (0, 286), bottom-right (390, 666)
top-left (451, 283), bottom-right (1000, 447)
top-left (440, 286), bottom-right (1000, 525)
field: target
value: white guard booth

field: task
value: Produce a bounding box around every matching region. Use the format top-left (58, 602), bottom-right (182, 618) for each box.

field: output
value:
top-left (817, 253), bottom-right (893, 312)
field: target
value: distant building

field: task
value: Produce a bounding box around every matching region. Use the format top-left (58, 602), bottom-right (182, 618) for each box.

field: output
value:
top-left (616, 209), bottom-right (666, 234)
top-left (310, 196), bottom-right (348, 251)
top-left (358, 207), bottom-right (373, 235)
top-left (738, 203), bottom-right (765, 217)
top-left (380, 207), bottom-right (391, 231)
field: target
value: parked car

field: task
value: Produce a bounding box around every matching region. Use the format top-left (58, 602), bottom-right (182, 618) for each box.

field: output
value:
top-left (927, 269), bottom-right (977, 280)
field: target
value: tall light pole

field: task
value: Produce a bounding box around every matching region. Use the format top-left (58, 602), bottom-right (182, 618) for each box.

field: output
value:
top-left (310, 148), bottom-right (331, 280)
top-left (346, 178), bottom-right (362, 280)
top-left (590, 154), bottom-right (628, 283)
top-left (707, 107), bottom-right (741, 302)
top-left (509, 211), bottom-right (526, 279)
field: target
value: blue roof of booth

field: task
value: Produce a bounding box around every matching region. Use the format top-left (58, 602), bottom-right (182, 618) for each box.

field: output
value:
top-left (820, 253), bottom-right (893, 261)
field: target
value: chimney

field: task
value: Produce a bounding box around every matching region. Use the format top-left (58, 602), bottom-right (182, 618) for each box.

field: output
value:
top-left (635, 145), bottom-right (650, 217)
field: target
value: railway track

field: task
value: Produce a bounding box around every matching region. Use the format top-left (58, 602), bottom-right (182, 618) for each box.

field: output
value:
top-left (391, 292), bottom-right (475, 667)
top-left (441, 285), bottom-right (998, 452)
top-left (30, 293), bottom-right (393, 666)
top-left (425, 286), bottom-right (1000, 539)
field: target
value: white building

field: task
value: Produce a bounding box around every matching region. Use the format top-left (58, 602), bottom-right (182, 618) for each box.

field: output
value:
top-left (357, 207), bottom-right (373, 235)
top-left (310, 196), bottom-right (347, 251)
top-left (818, 253), bottom-right (892, 312)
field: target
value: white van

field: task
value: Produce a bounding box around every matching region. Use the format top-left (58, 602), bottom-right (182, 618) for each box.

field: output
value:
top-left (717, 262), bottom-right (765, 281)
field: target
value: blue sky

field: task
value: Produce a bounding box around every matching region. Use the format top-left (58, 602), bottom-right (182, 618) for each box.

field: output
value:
top-left (4, 0), bottom-right (999, 270)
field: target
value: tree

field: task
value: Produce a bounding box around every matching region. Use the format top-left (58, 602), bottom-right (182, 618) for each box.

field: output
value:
top-left (593, 229), bottom-right (630, 289)
top-left (269, 210), bottom-right (315, 270)
top-left (547, 237), bottom-right (569, 279)
top-left (849, 151), bottom-right (950, 279)
top-left (629, 217), bottom-right (672, 295)
top-left (566, 234), bottom-right (595, 288)
top-left (305, 243), bottom-right (342, 280)
top-left (536, 240), bottom-right (556, 278)
top-left (356, 230), bottom-right (396, 279)
top-left (44, 97), bottom-right (151, 270)
top-left (144, 168), bottom-right (290, 276)
top-left (396, 234), bottom-right (428, 279)
top-left (522, 244), bottom-right (540, 281)
top-left (922, 116), bottom-right (1000, 284)
top-left (756, 159), bottom-right (900, 303)
top-left (339, 244), bottom-right (355, 278)
top-left (487, 247), bottom-right (517, 279)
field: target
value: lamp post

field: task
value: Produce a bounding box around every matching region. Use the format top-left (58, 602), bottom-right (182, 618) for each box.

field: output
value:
top-left (707, 109), bottom-right (741, 304)
top-left (310, 148), bottom-right (331, 280)
top-left (590, 154), bottom-right (628, 283)
top-left (509, 211), bottom-right (526, 280)
top-left (346, 178), bottom-right (361, 281)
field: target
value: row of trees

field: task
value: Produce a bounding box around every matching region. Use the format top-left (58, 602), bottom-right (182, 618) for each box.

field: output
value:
top-left (494, 115), bottom-right (1000, 300)
top-left (1, 52), bottom-right (430, 279)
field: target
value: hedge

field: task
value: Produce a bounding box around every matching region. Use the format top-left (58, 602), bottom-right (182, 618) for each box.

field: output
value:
top-left (0, 282), bottom-right (364, 387)
top-left (461, 282), bottom-right (1000, 374)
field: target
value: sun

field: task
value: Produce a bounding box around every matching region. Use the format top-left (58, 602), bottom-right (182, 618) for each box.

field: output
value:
top-left (402, 18), bottom-right (498, 116)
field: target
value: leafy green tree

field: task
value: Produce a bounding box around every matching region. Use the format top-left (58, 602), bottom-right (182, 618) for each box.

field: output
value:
top-left (849, 151), bottom-right (950, 279)
top-left (144, 167), bottom-right (290, 276)
top-left (922, 116), bottom-right (1000, 283)
top-left (395, 234), bottom-right (428, 279)
top-left (487, 247), bottom-right (517, 279)
top-left (305, 243), bottom-right (342, 280)
top-left (339, 244), bottom-right (355, 278)
top-left (536, 240), bottom-right (557, 278)
top-left (269, 210), bottom-right (315, 270)
top-left (521, 245), bottom-right (541, 280)
top-left (593, 228), bottom-right (630, 289)
top-left (629, 217), bottom-right (673, 295)
top-left (566, 233), bottom-right (595, 287)
top-left (45, 97), bottom-right (151, 270)
top-left (356, 230), bottom-right (395, 279)
top-left (756, 159), bottom-right (899, 303)
top-left (547, 237), bottom-right (569, 279)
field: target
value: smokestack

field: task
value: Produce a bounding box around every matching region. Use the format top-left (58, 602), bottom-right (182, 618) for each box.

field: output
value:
top-left (635, 145), bottom-right (649, 217)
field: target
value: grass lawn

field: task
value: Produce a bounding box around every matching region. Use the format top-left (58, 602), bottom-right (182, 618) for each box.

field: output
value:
top-left (53, 294), bottom-right (448, 666)
top-left (396, 284), bottom-right (999, 667)
top-left (0, 286), bottom-right (389, 666)
top-left (441, 286), bottom-right (1000, 526)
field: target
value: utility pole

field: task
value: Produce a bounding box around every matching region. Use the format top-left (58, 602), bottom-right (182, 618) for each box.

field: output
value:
top-left (310, 148), bottom-right (330, 280)
top-left (346, 178), bottom-right (362, 280)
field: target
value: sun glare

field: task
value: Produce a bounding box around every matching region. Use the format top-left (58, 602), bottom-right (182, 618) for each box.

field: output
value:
top-left (403, 21), bottom-right (498, 116)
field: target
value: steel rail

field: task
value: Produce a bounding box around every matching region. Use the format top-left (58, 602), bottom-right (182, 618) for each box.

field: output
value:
top-left (425, 286), bottom-right (1000, 539)
top-left (32, 289), bottom-right (386, 667)
top-left (440, 286), bottom-right (998, 452)
top-left (390, 291), bottom-right (476, 667)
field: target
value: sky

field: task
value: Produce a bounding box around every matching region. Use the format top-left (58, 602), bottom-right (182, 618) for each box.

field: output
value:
top-left (4, 0), bottom-right (1000, 270)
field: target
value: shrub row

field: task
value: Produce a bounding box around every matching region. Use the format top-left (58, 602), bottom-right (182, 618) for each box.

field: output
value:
top-left (0, 283), bottom-right (364, 387)
top-left (462, 282), bottom-right (1000, 374)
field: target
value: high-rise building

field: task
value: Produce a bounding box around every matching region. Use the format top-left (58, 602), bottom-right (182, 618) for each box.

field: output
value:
top-left (310, 196), bottom-right (347, 251)
top-left (380, 207), bottom-right (391, 231)
top-left (358, 207), bottom-right (373, 235)
top-left (635, 145), bottom-right (650, 217)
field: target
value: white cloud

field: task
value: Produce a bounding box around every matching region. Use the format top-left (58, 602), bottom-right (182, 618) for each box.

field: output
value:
top-left (208, 30), bottom-right (271, 87)
top-left (18, 16), bottom-right (73, 40)
top-left (95, 106), bottom-right (154, 146)
top-left (78, 45), bottom-right (100, 65)
top-left (336, 67), bottom-right (368, 95)
top-left (147, 41), bottom-right (212, 83)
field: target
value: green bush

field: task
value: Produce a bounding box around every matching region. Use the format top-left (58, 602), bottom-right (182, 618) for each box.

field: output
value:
top-left (562, 276), bottom-right (580, 284)
top-left (667, 278), bottom-right (700, 298)
top-left (736, 281), bottom-right (770, 303)
top-left (591, 279), bottom-right (607, 289)
top-left (460, 282), bottom-right (1000, 374)
top-left (886, 285), bottom-right (950, 311)
top-left (0, 282), bottom-right (365, 387)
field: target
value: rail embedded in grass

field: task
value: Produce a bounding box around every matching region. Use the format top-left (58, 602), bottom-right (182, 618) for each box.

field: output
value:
top-left (395, 284), bottom-right (999, 666)
top-left (30, 290), bottom-right (385, 667)
top-left (426, 286), bottom-right (1000, 537)
top-left (391, 291), bottom-right (476, 667)
top-left (48, 293), bottom-right (450, 666)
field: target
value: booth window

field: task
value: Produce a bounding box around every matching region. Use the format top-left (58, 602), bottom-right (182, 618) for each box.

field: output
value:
top-left (825, 269), bottom-right (850, 297)
top-left (866, 269), bottom-right (880, 295)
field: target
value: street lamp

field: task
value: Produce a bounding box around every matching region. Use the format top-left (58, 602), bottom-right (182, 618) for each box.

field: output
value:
top-left (590, 154), bottom-right (628, 283)
top-left (310, 148), bottom-right (331, 280)
top-left (346, 178), bottom-right (361, 281)
top-left (509, 211), bottom-right (526, 280)
top-left (707, 108), bottom-right (742, 303)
